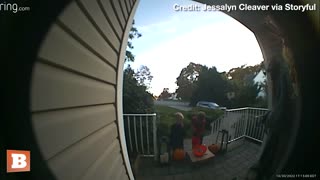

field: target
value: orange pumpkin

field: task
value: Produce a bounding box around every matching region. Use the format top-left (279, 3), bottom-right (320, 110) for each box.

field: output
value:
top-left (208, 144), bottom-right (220, 154)
top-left (173, 149), bottom-right (185, 161)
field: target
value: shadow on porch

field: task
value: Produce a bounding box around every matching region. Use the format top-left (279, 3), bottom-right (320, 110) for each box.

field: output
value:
top-left (135, 138), bottom-right (261, 180)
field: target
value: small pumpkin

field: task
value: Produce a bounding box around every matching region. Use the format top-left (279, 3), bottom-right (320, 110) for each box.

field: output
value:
top-left (173, 149), bottom-right (185, 161)
top-left (208, 144), bottom-right (220, 154)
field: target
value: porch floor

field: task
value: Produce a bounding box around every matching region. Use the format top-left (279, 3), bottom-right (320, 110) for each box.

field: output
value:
top-left (135, 139), bottom-right (261, 180)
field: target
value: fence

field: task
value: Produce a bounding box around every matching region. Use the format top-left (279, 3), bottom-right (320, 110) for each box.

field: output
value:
top-left (124, 108), bottom-right (268, 161)
top-left (123, 114), bottom-right (158, 160)
top-left (211, 107), bottom-right (269, 143)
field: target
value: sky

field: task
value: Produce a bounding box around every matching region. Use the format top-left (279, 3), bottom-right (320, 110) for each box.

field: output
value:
top-left (127, 0), bottom-right (264, 96)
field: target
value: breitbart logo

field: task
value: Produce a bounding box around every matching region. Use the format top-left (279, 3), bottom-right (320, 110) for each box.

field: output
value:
top-left (7, 150), bottom-right (30, 173)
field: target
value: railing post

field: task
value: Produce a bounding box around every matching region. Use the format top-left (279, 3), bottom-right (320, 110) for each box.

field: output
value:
top-left (146, 116), bottom-right (150, 154)
top-left (224, 110), bottom-right (228, 130)
top-left (253, 109), bottom-right (258, 139)
top-left (134, 116), bottom-right (139, 153)
top-left (153, 114), bottom-right (158, 161)
top-left (211, 120), bottom-right (214, 134)
top-left (244, 108), bottom-right (249, 136)
top-left (140, 116), bottom-right (144, 154)
top-left (240, 110), bottom-right (244, 137)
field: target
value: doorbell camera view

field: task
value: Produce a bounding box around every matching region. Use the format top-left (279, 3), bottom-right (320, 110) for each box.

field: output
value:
top-left (1, 0), bottom-right (318, 180)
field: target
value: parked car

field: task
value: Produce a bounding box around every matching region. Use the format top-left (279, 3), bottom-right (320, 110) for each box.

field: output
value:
top-left (196, 101), bottom-right (226, 110)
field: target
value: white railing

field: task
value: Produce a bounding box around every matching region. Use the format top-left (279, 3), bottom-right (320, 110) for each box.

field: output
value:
top-left (211, 107), bottom-right (269, 143)
top-left (123, 113), bottom-right (158, 160)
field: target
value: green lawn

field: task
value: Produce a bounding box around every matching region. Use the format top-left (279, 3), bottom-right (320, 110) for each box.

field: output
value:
top-left (154, 105), bottom-right (224, 138)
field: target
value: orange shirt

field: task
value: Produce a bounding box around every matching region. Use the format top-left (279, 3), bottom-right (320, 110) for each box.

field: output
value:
top-left (192, 118), bottom-right (206, 136)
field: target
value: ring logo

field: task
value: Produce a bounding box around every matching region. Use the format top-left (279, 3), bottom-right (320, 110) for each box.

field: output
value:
top-left (7, 150), bottom-right (30, 173)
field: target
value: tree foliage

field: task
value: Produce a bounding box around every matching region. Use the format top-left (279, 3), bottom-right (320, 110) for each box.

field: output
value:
top-left (122, 21), bottom-right (154, 113)
top-left (158, 88), bottom-right (171, 100)
top-left (176, 62), bottom-right (204, 101)
top-left (190, 66), bottom-right (231, 106)
top-left (123, 66), bottom-right (154, 113)
top-left (175, 61), bottom-right (267, 108)
top-left (226, 64), bottom-right (261, 86)
top-left (134, 65), bottom-right (153, 88)
top-left (125, 20), bottom-right (142, 63)
top-left (226, 62), bottom-right (267, 108)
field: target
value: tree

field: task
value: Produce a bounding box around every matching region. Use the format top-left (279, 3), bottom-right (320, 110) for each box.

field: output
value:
top-left (125, 20), bottom-right (142, 63)
top-left (226, 64), bottom-right (261, 86)
top-left (134, 65), bottom-right (153, 89)
top-left (123, 66), bottom-right (154, 113)
top-left (158, 88), bottom-right (171, 100)
top-left (122, 21), bottom-right (154, 113)
top-left (190, 66), bottom-right (231, 106)
top-left (176, 62), bottom-right (204, 101)
top-left (233, 82), bottom-right (261, 107)
top-left (226, 62), bottom-right (266, 108)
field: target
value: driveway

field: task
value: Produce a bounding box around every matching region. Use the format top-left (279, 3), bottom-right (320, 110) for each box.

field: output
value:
top-left (154, 100), bottom-right (192, 111)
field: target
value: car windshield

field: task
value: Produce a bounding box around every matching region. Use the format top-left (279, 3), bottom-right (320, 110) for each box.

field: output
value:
top-left (197, 101), bottom-right (220, 108)
top-left (208, 103), bottom-right (219, 107)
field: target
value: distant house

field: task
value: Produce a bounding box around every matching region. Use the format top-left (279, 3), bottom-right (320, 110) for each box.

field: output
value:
top-left (253, 70), bottom-right (267, 98)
